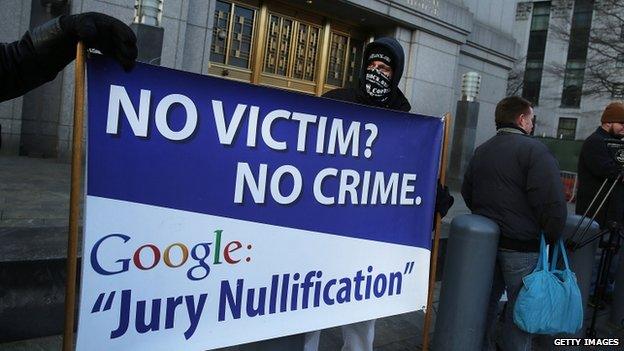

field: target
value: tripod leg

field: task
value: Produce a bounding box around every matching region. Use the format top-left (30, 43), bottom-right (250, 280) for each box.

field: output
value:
top-left (612, 250), bottom-right (624, 327)
top-left (568, 237), bottom-right (599, 338)
top-left (576, 229), bottom-right (609, 251)
top-left (575, 177), bottom-right (622, 245)
top-left (587, 246), bottom-right (610, 338)
top-left (572, 176), bottom-right (621, 245)
top-left (572, 178), bottom-right (611, 240)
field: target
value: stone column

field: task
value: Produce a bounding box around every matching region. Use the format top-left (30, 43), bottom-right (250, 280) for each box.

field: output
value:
top-left (131, 0), bottom-right (164, 65)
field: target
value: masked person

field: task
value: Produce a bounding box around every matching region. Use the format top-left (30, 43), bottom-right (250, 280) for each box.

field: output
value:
top-left (304, 36), bottom-right (454, 351)
top-left (323, 37), bottom-right (410, 112)
top-left (576, 102), bottom-right (624, 228)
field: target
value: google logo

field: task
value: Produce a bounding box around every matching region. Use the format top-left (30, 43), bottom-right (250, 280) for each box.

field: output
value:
top-left (90, 230), bottom-right (252, 281)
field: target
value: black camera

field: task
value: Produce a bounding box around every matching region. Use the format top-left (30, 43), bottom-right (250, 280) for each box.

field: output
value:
top-left (605, 138), bottom-right (624, 168)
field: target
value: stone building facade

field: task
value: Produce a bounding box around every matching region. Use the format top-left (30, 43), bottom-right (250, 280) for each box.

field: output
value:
top-left (511, 0), bottom-right (619, 140)
top-left (0, 0), bottom-right (517, 160)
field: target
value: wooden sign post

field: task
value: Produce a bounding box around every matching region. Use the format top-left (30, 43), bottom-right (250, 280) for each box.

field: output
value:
top-left (422, 112), bottom-right (452, 351)
top-left (63, 41), bottom-right (86, 351)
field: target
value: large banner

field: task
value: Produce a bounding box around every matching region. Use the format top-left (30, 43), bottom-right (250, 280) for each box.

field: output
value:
top-left (76, 57), bottom-right (443, 350)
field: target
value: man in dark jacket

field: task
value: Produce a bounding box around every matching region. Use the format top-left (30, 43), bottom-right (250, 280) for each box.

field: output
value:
top-left (576, 102), bottom-right (624, 228)
top-left (305, 37), bottom-right (453, 351)
top-left (575, 103), bottom-right (624, 320)
top-left (0, 12), bottom-right (137, 146)
top-left (462, 96), bottom-right (567, 350)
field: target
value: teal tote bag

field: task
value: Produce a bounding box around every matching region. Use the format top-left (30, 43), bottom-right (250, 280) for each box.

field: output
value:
top-left (513, 236), bottom-right (583, 334)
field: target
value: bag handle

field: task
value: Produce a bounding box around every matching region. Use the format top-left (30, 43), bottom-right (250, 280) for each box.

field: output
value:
top-left (559, 239), bottom-right (571, 270)
top-left (536, 235), bottom-right (549, 272)
top-left (551, 241), bottom-right (558, 271)
top-left (549, 239), bottom-right (571, 271)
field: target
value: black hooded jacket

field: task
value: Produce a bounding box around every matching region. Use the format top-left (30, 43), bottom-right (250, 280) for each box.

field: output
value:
top-left (322, 37), bottom-right (411, 112)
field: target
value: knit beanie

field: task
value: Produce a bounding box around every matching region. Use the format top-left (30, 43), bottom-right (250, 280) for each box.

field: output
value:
top-left (365, 45), bottom-right (395, 72)
top-left (601, 101), bottom-right (624, 123)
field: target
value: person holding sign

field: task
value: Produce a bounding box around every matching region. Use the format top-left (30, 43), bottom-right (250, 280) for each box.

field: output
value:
top-left (461, 96), bottom-right (567, 351)
top-left (0, 12), bottom-right (136, 102)
top-left (0, 12), bottom-right (137, 147)
top-left (305, 36), bottom-right (454, 351)
top-left (323, 37), bottom-right (411, 112)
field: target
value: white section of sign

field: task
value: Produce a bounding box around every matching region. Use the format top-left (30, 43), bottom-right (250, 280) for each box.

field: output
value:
top-left (76, 196), bottom-right (430, 351)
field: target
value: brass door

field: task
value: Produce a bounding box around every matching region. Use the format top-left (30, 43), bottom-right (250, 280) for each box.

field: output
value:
top-left (208, 0), bottom-right (367, 96)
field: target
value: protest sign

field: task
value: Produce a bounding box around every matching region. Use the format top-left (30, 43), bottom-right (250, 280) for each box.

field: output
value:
top-left (76, 56), bottom-right (444, 350)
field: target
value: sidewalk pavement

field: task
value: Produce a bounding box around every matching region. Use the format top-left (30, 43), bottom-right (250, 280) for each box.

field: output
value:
top-left (0, 155), bottom-right (621, 350)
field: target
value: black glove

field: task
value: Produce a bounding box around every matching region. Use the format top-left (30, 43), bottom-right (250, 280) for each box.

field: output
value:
top-left (435, 182), bottom-right (454, 218)
top-left (60, 12), bottom-right (137, 71)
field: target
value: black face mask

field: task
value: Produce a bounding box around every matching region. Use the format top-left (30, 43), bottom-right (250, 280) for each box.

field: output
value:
top-left (364, 67), bottom-right (392, 102)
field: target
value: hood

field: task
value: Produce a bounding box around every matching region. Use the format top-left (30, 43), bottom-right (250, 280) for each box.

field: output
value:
top-left (361, 37), bottom-right (405, 89)
top-left (357, 37), bottom-right (408, 110)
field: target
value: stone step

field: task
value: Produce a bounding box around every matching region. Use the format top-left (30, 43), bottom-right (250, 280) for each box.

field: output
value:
top-left (0, 335), bottom-right (63, 351)
top-left (0, 226), bottom-right (81, 342)
top-left (0, 227), bottom-right (76, 263)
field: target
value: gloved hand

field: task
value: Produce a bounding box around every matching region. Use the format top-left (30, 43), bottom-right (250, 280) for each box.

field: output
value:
top-left (435, 182), bottom-right (454, 218)
top-left (60, 12), bottom-right (137, 71)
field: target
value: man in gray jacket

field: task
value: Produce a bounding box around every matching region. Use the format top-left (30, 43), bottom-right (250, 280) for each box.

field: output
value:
top-left (462, 96), bottom-right (567, 350)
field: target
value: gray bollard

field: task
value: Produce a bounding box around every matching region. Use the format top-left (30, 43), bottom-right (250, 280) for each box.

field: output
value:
top-left (237, 334), bottom-right (304, 351)
top-left (611, 252), bottom-right (624, 327)
top-left (564, 214), bottom-right (600, 337)
top-left (432, 214), bottom-right (500, 351)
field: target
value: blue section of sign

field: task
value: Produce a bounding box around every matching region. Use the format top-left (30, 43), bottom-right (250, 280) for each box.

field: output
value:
top-left (86, 57), bottom-right (442, 249)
